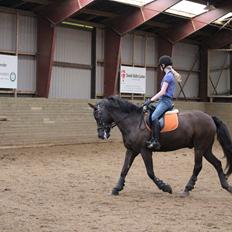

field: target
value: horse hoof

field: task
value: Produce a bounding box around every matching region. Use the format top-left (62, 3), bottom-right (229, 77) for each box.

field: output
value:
top-left (179, 191), bottom-right (190, 197)
top-left (111, 188), bottom-right (119, 196)
top-left (163, 185), bottom-right (172, 194)
top-left (226, 185), bottom-right (232, 193)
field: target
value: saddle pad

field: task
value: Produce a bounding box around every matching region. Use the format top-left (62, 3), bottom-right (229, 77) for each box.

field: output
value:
top-left (161, 111), bottom-right (179, 133)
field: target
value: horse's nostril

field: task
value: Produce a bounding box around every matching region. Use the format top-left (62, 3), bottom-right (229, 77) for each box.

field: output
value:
top-left (98, 134), bottom-right (104, 139)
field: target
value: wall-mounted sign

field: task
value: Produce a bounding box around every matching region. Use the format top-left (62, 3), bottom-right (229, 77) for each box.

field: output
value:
top-left (120, 66), bottom-right (146, 94)
top-left (0, 54), bottom-right (18, 89)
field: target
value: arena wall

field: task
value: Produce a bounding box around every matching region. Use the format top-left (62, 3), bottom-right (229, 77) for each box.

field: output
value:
top-left (0, 98), bottom-right (106, 148)
top-left (205, 102), bottom-right (232, 132)
top-left (0, 98), bottom-right (231, 148)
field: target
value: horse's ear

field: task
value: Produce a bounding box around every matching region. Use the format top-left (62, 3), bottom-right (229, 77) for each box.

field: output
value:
top-left (88, 103), bottom-right (97, 110)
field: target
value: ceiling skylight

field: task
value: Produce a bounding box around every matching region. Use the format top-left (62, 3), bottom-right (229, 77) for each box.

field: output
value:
top-left (165, 0), bottom-right (208, 18)
top-left (110, 0), bottom-right (154, 7)
top-left (214, 12), bottom-right (232, 25)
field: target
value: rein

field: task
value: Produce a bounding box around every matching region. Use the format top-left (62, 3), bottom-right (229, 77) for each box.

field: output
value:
top-left (96, 103), bottom-right (150, 132)
top-left (111, 113), bottom-right (131, 128)
top-left (139, 109), bottom-right (152, 132)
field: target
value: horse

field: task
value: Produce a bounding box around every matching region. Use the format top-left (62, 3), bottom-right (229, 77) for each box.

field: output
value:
top-left (88, 96), bottom-right (232, 197)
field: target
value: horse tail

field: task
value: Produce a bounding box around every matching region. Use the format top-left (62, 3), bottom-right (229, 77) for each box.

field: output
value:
top-left (212, 116), bottom-right (232, 177)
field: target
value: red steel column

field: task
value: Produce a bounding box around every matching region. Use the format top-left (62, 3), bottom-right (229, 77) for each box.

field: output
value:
top-left (230, 51), bottom-right (232, 94)
top-left (36, 17), bottom-right (56, 97)
top-left (157, 37), bottom-right (173, 89)
top-left (104, 28), bottom-right (121, 97)
top-left (199, 45), bottom-right (208, 101)
top-left (226, 44), bottom-right (232, 95)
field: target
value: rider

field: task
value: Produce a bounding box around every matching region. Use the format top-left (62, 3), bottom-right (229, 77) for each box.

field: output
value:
top-left (144, 55), bottom-right (181, 149)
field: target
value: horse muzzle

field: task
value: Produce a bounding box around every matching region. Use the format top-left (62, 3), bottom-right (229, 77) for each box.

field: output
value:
top-left (98, 130), bottom-right (110, 140)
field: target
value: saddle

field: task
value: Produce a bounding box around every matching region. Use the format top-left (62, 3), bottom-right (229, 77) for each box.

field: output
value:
top-left (144, 105), bottom-right (179, 133)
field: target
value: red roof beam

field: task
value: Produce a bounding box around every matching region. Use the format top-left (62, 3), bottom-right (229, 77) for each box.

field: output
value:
top-left (36, 17), bottom-right (56, 97)
top-left (168, 0), bottom-right (232, 44)
top-left (39, 0), bottom-right (96, 25)
top-left (109, 0), bottom-right (182, 35)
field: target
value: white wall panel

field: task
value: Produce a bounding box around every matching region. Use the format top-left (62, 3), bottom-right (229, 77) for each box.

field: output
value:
top-left (121, 33), bottom-right (157, 97)
top-left (18, 55), bottom-right (36, 92)
top-left (209, 70), bottom-right (229, 95)
top-left (121, 34), bottom-right (133, 65)
top-left (96, 28), bottom-right (104, 61)
top-left (50, 67), bottom-right (91, 99)
top-left (55, 27), bottom-right (91, 65)
top-left (0, 12), bottom-right (16, 51)
top-left (134, 35), bottom-right (145, 66)
top-left (173, 42), bottom-right (200, 98)
top-left (173, 43), bottom-right (199, 71)
top-left (96, 28), bottom-right (104, 97)
top-left (146, 37), bottom-right (157, 66)
top-left (96, 64), bottom-right (104, 97)
top-left (146, 69), bottom-right (157, 97)
top-left (122, 33), bottom-right (156, 67)
top-left (209, 51), bottom-right (230, 95)
top-left (175, 73), bottom-right (199, 98)
top-left (18, 15), bottom-right (37, 54)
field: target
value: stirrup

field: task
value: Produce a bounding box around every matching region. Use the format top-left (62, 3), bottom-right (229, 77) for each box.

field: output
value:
top-left (147, 140), bottom-right (161, 150)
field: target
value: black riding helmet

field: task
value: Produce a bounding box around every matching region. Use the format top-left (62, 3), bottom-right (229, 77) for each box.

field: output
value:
top-left (159, 55), bottom-right (173, 69)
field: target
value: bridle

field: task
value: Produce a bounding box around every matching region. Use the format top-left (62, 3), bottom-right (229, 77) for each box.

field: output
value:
top-left (94, 104), bottom-right (131, 132)
top-left (94, 105), bottom-right (116, 133)
top-left (94, 103), bottom-right (150, 138)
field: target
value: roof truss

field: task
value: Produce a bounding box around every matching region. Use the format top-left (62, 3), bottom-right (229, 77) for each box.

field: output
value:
top-left (167, 0), bottom-right (232, 44)
top-left (108, 0), bottom-right (182, 35)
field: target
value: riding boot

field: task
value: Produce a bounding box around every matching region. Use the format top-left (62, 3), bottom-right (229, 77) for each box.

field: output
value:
top-left (147, 119), bottom-right (161, 149)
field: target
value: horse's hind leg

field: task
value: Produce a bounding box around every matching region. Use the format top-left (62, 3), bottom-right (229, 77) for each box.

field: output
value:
top-left (204, 149), bottom-right (232, 193)
top-left (182, 148), bottom-right (203, 197)
top-left (112, 149), bottom-right (138, 195)
top-left (141, 148), bottom-right (172, 194)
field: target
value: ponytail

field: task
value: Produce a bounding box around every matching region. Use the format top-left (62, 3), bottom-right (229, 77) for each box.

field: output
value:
top-left (171, 67), bottom-right (182, 83)
top-left (165, 65), bottom-right (182, 82)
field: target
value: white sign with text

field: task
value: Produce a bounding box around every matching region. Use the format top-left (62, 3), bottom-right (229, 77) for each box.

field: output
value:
top-left (120, 66), bottom-right (146, 94)
top-left (0, 54), bottom-right (18, 89)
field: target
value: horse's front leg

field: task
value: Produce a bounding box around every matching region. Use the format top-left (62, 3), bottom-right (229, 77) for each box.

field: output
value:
top-left (141, 148), bottom-right (172, 194)
top-left (112, 149), bottom-right (138, 195)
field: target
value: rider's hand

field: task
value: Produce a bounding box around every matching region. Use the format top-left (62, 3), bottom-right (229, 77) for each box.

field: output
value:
top-left (143, 98), bottom-right (152, 107)
top-left (143, 98), bottom-right (152, 112)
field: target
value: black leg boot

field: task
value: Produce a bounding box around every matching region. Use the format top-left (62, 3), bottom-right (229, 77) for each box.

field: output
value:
top-left (147, 119), bottom-right (161, 150)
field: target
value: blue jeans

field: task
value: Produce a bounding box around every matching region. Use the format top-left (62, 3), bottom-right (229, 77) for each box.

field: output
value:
top-left (151, 96), bottom-right (173, 122)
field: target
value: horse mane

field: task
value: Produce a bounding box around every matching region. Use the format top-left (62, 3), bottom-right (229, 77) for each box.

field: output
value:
top-left (103, 96), bottom-right (142, 114)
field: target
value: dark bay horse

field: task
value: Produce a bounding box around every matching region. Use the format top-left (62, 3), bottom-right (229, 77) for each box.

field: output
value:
top-left (89, 96), bottom-right (232, 196)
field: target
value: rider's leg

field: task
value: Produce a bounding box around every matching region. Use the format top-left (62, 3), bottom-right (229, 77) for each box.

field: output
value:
top-left (147, 119), bottom-right (161, 149)
top-left (147, 99), bottom-right (171, 149)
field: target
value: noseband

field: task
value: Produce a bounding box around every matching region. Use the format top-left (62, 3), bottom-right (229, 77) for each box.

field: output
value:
top-left (95, 104), bottom-right (132, 131)
top-left (94, 105), bottom-right (116, 132)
